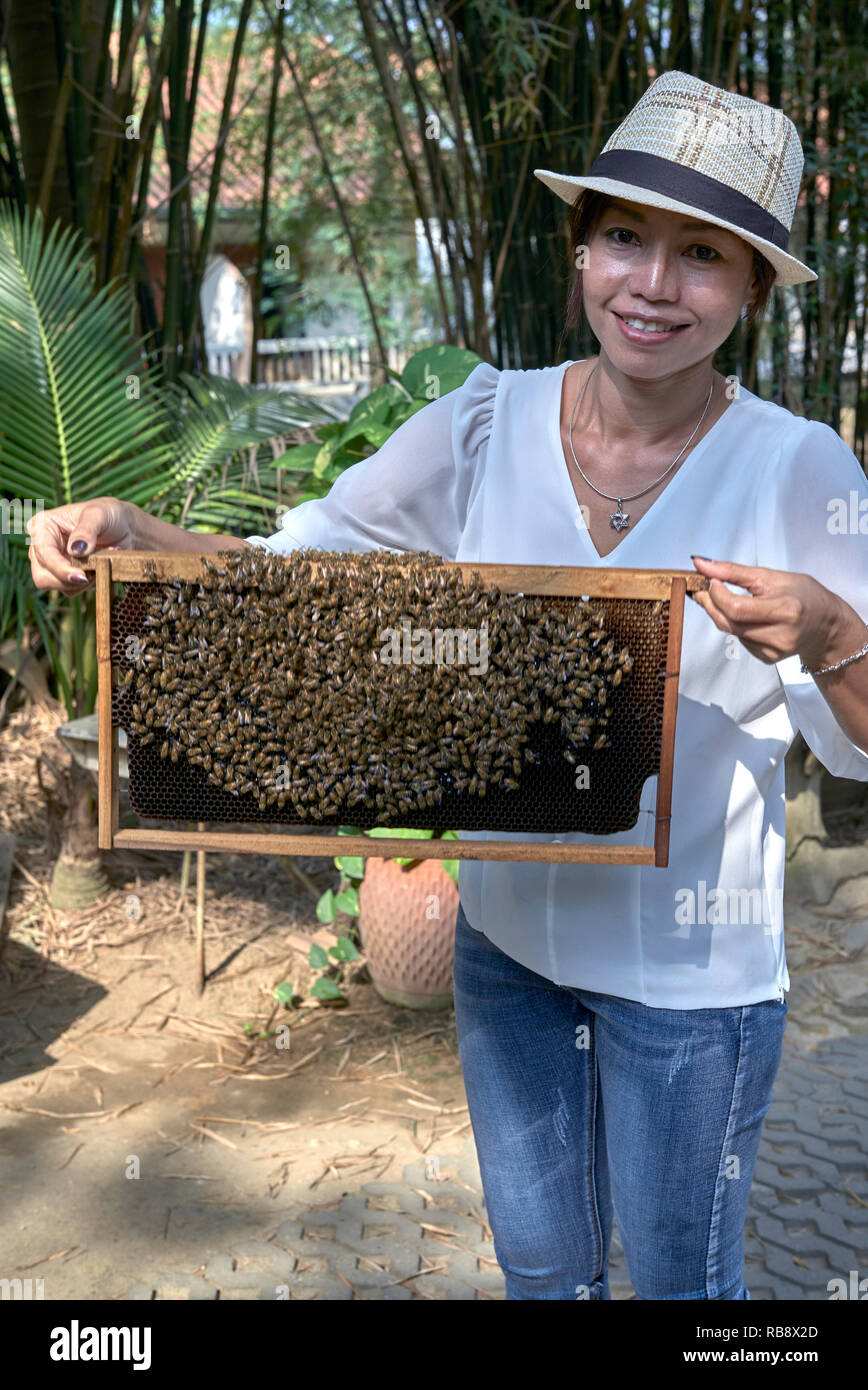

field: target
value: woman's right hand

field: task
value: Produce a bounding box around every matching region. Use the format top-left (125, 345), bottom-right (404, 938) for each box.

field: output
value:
top-left (26, 497), bottom-right (138, 595)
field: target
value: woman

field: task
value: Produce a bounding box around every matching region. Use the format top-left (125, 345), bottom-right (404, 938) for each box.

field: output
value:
top-left (28, 72), bottom-right (868, 1299)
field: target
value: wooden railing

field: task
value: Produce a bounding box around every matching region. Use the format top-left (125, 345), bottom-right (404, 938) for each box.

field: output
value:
top-left (253, 337), bottom-right (415, 386)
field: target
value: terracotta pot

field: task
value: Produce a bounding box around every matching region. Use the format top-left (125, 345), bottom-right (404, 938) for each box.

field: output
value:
top-left (357, 857), bottom-right (458, 1010)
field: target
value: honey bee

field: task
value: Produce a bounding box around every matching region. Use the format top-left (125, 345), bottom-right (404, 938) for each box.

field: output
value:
top-left (126, 545), bottom-right (636, 835)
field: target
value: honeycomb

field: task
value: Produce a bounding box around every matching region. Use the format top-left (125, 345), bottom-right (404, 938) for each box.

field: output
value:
top-left (110, 564), bottom-right (672, 837)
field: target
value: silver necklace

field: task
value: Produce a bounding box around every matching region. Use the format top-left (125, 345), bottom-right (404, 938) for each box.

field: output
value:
top-left (568, 362), bottom-right (715, 532)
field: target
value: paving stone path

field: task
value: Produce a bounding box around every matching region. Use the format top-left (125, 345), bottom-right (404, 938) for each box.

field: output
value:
top-left (124, 1026), bottom-right (868, 1301)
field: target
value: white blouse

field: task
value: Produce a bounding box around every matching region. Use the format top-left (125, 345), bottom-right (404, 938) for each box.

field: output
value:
top-left (246, 360), bottom-right (868, 1009)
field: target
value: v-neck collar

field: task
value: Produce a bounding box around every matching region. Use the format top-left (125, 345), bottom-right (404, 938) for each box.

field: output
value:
top-left (549, 358), bottom-right (742, 563)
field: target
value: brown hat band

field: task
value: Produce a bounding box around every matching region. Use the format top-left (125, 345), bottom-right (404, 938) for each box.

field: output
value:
top-left (587, 149), bottom-right (791, 251)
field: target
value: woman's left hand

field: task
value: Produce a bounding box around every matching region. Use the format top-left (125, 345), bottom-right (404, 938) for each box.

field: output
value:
top-left (688, 555), bottom-right (847, 669)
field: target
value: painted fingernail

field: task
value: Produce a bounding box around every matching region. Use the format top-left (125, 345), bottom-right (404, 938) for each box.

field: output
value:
top-left (69, 571), bottom-right (88, 583)
top-left (70, 539), bottom-right (88, 555)
top-left (690, 554), bottom-right (714, 562)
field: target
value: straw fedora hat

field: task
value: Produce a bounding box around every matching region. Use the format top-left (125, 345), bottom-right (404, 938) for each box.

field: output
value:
top-left (535, 71), bottom-right (816, 286)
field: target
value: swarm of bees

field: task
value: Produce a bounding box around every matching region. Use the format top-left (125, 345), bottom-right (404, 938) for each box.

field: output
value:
top-left (119, 548), bottom-right (635, 823)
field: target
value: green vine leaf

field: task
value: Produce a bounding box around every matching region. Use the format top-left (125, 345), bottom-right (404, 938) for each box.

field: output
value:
top-left (316, 889), bottom-right (337, 923)
top-left (310, 976), bottom-right (343, 1001)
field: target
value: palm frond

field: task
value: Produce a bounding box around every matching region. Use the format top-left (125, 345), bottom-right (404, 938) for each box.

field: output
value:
top-left (152, 371), bottom-right (343, 516)
top-left (0, 204), bottom-right (173, 509)
top-left (0, 529), bottom-right (72, 712)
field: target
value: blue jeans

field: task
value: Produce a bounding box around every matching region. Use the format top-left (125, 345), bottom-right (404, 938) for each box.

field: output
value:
top-left (451, 901), bottom-right (787, 1300)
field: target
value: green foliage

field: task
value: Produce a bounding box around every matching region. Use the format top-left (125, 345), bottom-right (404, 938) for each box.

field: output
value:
top-left (315, 889), bottom-right (337, 923)
top-left (242, 1019), bottom-right (278, 1037)
top-left (334, 886), bottom-right (360, 915)
top-left (308, 942), bottom-right (330, 969)
top-left (272, 932), bottom-right (361, 1009)
top-left (328, 936), bottom-right (361, 964)
top-left (333, 854), bottom-right (365, 879)
top-left (304, 935), bottom-right (361, 1003)
top-left (310, 975), bottom-right (344, 1001)
top-left (397, 345), bottom-right (484, 399)
top-left (315, 827), bottom-right (460, 926)
top-left (314, 879), bottom-right (363, 924)
top-left (0, 529), bottom-right (64, 701)
top-left (306, 827), bottom-right (459, 1008)
top-left (274, 345), bottom-right (482, 501)
top-left (0, 203), bottom-right (337, 717)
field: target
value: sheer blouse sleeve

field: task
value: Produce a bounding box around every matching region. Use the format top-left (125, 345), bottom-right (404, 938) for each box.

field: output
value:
top-left (244, 360), bottom-right (500, 560)
top-left (759, 418), bottom-right (868, 780)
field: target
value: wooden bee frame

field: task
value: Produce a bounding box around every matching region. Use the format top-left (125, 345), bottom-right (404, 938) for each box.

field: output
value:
top-left (87, 552), bottom-right (708, 868)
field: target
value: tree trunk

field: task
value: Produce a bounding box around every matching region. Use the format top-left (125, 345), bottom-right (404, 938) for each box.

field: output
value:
top-left (37, 752), bottom-right (107, 911)
top-left (3, 0), bottom-right (113, 230)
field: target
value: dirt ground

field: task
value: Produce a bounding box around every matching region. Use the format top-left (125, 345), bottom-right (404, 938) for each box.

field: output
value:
top-left (0, 706), bottom-right (473, 1299)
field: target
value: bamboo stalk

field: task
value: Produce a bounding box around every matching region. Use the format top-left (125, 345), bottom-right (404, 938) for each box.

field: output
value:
top-left (180, 0), bottom-right (255, 378)
top-left (356, 0), bottom-right (454, 341)
top-left (160, 0), bottom-right (193, 384)
top-left (37, 53), bottom-right (74, 221)
top-left (64, 0), bottom-right (91, 234)
top-left (0, 30), bottom-right (27, 208)
top-left (588, 2), bottom-right (640, 161)
top-left (250, 3), bottom-right (283, 385)
top-left (111, 10), bottom-right (173, 286)
top-left (256, 0), bottom-right (388, 381)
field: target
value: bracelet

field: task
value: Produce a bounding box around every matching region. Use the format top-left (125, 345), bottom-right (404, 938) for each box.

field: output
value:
top-left (800, 635), bottom-right (868, 676)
